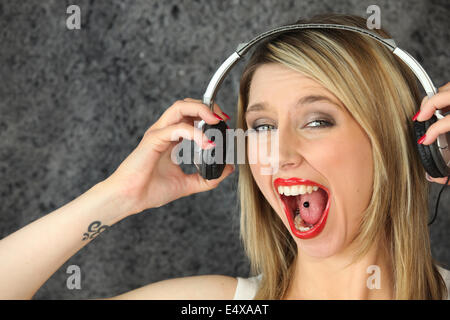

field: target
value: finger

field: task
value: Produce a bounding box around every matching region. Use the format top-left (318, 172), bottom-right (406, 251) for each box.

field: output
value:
top-left (418, 82), bottom-right (450, 109)
top-left (426, 173), bottom-right (450, 185)
top-left (183, 164), bottom-right (235, 195)
top-left (184, 98), bottom-right (231, 121)
top-left (416, 90), bottom-right (450, 121)
top-left (144, 122), bottom-right (216, 154)
top-left (183, 98), bottom-right (223, 121)
top-left (151, 100), bottom-right (221, 131)
top-left (418, 114), bottom-right (450, 145)
top-left (419, 95), bottom-right (428, 109)
top-left (438, 82), bottom-right (450, 92)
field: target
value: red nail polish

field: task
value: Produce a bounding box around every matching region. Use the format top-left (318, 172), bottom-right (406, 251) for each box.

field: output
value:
top-left (222, 111), bottom-right (231, 120)
top-left (202, 139), bottom-right (216, 149)
top-left (417, 134), bottom-right (426, 144)
top-left (213, 113), bottom-right (223, 121)
top-left (412, 110), bottom-right (420, 121)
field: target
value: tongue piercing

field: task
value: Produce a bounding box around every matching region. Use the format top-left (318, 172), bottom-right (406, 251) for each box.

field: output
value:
top-left (303, 201), bottom-right (309, 208)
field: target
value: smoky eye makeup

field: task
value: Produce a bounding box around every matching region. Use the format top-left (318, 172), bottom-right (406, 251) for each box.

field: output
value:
top-left (248, 110), bottom-right (336, 132)
top-left (303, 111), bottom-right (336, 127)
top-left (245, 99), bottom-right (342, 131)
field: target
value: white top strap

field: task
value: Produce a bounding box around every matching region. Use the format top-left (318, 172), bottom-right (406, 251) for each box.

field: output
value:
top-left (232, 274), bottom-right (262, 300)
top-left (437, 266), bottom-right (450, 300)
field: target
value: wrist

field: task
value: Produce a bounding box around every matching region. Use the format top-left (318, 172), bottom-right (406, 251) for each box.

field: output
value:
top-left (91, 178), bottom-right (141, 222)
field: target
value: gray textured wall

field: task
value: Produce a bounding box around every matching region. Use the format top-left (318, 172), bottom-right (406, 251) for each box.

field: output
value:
top-left (0, 0), bottom-right (448, 299)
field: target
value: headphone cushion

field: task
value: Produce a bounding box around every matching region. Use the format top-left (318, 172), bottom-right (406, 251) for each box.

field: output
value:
top-left (414, 117), bottom-right (443, 178)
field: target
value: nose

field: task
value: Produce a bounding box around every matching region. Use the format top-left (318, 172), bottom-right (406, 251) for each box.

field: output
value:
top-left (277, 125), bottom-right (304, 172)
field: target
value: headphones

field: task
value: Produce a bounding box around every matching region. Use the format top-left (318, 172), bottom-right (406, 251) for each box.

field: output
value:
top-left (193, 23), bottom-right (450, 182)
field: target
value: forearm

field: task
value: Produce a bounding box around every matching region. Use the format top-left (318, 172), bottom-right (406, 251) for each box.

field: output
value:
top-left (0, 180), bottom-right (136, 299)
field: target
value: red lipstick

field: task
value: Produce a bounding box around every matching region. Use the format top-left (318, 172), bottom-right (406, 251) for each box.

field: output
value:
top-left (274, 178), bottom-right (331, 239)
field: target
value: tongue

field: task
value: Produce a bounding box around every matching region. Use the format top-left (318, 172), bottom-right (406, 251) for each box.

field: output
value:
top-left (296, 189), bottom-right (327, 225)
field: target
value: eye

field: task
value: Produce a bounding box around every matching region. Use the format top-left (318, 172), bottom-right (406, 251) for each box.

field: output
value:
top-left (252, 124), bottom-right (276, 132)
top-left (305, 119), bottom-right (333, 129)
top-left (250, 119), bottom-right (333, 132)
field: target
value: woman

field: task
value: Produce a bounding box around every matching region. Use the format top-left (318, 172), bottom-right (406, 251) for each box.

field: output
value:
top-left (0, 14), bottom-right (448, 300)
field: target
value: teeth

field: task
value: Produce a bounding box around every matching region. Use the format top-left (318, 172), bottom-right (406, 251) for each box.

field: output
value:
top-left (291, 185), bottom-right (299, 195)
top-left (278, 186), bottom-right (284, 195)
top-left (294, 214), bottom-right (313, 232)
top-left (284, 186), bottom-right (291, 196)
top-left (299, 185), bottom-right (306, 195)
top-left (278, 184), bottom-right (320, 196)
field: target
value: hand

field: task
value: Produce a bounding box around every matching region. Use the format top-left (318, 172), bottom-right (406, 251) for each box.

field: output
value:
top-left (104, 98), bottom-right (234, 215)
top-left (414, 82), bottom-right (450, 185)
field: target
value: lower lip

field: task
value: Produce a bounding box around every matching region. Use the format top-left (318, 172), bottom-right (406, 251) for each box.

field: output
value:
top-left (277, 180), bottom-right (331, 239)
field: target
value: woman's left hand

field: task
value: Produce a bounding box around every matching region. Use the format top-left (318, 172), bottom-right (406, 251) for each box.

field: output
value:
top-left (414, 82), bottom-right (450, 185)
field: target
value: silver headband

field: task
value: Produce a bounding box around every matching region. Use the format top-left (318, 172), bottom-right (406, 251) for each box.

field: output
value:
top-left (202, 23), bottom-right (441, 120)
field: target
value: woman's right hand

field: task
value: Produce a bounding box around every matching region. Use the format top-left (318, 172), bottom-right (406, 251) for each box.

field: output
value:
top-left (103, 98), bottom-right (235, 215)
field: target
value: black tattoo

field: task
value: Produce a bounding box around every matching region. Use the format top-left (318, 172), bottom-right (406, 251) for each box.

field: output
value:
top-left (82, 221), bottom-right (109, 241)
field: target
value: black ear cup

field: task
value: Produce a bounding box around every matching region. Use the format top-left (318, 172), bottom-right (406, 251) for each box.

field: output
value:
top-left (414, 115), bottom-right (449, 178)
top-left (194, 121), bottom-right (228, 180)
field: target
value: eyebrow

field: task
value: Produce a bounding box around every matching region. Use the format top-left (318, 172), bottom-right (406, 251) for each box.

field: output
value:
top-left (245, 94), bottom-right (340, 116)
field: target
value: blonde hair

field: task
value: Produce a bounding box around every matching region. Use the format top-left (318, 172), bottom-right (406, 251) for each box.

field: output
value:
top-left (236, 14), bottom-right (447, 299)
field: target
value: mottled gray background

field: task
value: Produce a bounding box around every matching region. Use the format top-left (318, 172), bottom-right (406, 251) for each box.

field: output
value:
top-left (0, 0), bottom-right (448, 299)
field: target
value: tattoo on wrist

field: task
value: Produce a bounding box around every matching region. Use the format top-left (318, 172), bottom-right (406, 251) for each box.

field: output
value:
top-left (82, 221), bottom-right (110, 241)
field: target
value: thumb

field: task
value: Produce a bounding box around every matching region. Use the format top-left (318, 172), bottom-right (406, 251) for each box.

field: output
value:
top-left (184, 164), bottom-right (235, 194)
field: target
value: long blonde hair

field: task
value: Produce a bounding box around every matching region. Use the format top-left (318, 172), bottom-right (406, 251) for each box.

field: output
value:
top-left (236, 14), bottom-right (447, 299)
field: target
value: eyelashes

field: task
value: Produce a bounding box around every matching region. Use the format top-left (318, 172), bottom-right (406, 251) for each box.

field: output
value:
top-left (251, 124), bottom-right (275, 132)
top-left (251, 119), bottom-right (334, 132)
top-left (305, 119), bottom-right (334, 129)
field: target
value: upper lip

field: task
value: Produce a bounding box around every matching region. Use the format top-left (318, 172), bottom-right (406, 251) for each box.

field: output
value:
top-left (273, 177), bottom-right (329, 195)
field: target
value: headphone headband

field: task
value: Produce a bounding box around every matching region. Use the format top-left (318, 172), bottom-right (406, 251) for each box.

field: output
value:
top-left (202, 23), bottom-right (439, 117)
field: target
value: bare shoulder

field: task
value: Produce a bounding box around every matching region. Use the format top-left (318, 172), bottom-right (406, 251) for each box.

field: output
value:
top-left (106, 275), bottom-right (238, 300)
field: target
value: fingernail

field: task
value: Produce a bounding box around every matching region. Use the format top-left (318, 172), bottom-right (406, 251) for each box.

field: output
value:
top-left (202, 139), bottom-right (216, 148)
top-left (417, 134), bottom-right (426, 144)
top-left (222, 111), bottom-right (231, 120)
top-left (213, 113), bottom-right (224, 121)
top-left (425, 172), bottom-right (433, 182)
top-left (412, 110), bottom-right (421, 121)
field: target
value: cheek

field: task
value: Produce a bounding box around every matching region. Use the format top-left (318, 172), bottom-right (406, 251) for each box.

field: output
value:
top-left (321, 130), bottom-right (374, 224)
top-left (249, 163), bottom-right (282, 216)
top-left (247, 138), bottom-right (275, 192)
top-left (249, 163), bottom-right (273, 199)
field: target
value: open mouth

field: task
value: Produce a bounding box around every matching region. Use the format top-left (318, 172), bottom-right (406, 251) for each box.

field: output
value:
top-left (274, 178), bottom-right (330, 239)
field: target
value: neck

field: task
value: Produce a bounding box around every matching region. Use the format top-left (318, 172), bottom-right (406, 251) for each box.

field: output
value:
top-left (284, 239), bottom-right (394, 299)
